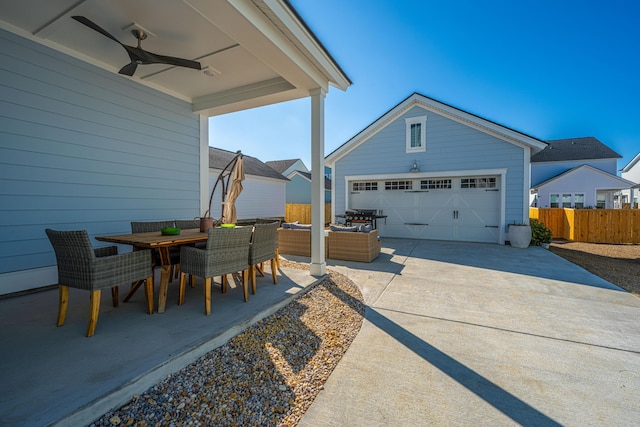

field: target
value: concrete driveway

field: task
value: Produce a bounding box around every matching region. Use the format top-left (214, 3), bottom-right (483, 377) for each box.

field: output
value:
top-left (299, 239), bottom-right (640, 426)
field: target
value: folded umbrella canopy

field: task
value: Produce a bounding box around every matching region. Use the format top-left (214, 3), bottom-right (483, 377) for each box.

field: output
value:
top-left (222, 155), bottom-right (244, 224)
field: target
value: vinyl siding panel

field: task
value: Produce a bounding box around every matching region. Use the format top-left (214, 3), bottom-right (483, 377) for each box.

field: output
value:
top-left (333, 105), bottom-right (526, 228)
top-left (208, 172), bottom-right (286, 220)
top-left (0, 29), bottom-right (200, 282)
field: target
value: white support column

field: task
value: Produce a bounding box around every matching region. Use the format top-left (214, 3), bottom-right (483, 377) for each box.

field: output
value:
top-left (310, 88), bottom-right (326, 276)
top-left (200, 115), bottom-right (210, 215)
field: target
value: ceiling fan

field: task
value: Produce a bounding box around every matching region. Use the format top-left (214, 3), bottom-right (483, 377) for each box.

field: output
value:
top-left (71, 16), bottom-right (201, 76)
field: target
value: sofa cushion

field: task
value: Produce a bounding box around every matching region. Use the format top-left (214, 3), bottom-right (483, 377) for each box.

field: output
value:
top-left (290, 223), bottom-right (312, 230)
top-left (358, 224), bottom-right (373, 233)
top-left (282, 221), bottom-right (299, 229)
top-left (330, 224), bottom-right (358, 232)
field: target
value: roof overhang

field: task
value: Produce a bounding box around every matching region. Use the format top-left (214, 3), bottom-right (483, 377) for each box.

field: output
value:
top-left (0, 0), bottom-right (350, 117)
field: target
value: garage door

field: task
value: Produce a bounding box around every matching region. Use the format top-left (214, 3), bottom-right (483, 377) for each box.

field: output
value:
top-left (349, 176), bottom-right (501, 243)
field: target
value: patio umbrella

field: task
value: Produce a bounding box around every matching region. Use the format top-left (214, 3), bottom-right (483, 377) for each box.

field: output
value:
top-left (222, 155), bottom-right (244, 224)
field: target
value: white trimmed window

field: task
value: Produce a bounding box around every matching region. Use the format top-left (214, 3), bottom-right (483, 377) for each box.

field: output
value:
top-left (352, 182), bottom-right (378, 191)
top-left (405, 116), bottom-right (427, 153)
top-left (574, 194), bottom-right (584, 208)
top-left (550, 194), bottom-right (559, 208)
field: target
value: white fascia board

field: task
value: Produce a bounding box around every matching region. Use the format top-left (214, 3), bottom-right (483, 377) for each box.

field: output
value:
top-left (621, 152), bottom-right (640, 172)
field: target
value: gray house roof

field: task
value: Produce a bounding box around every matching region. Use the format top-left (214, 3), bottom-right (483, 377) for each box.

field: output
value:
top-left (209, 147), bottom-right (288, 181)
top-left (293, 171), bottom-right (331, 191)
top-left (265, 159), bottom-right (300, 174)
top-left (531, 137), bottom-right (621, 162)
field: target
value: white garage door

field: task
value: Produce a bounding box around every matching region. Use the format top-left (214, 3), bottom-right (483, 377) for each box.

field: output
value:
top-left (349, 176), bottom-right (501, 243)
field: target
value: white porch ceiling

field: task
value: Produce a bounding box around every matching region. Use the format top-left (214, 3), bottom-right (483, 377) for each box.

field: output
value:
top-left (0, 0), bottom-right (350, 116)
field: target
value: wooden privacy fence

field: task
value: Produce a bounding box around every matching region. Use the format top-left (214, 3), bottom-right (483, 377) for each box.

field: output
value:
top-left (530, 207), bottom-right (640, 244)
top-left (285, 203), bottom-right (332, 224)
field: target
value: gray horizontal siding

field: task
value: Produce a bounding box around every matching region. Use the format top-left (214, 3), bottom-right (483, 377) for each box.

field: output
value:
top-left (0, 29), bottom-right (201, 276)
top-left (333, 105), bottom-right (526, 224)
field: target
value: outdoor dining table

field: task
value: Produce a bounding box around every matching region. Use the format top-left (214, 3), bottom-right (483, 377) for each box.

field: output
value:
top-left (95, 228), bottom-right (209, 313)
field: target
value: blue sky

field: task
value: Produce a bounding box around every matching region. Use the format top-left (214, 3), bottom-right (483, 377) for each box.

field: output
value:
top-left (210, 0), bottom-right (639, 171)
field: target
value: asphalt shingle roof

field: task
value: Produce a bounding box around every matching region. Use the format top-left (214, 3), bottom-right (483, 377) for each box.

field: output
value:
top-left (531, 137), bottom-right (621, 162)
top-left (209, 147), bottom-right (288, 181)
top-left (296, 171), bottom-right (331, 190)
top-left (265, 159), bottom-right (299, 174)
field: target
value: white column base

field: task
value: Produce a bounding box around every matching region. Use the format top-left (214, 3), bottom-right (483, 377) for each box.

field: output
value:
top-left (310, 261), bottom-right (326, 277)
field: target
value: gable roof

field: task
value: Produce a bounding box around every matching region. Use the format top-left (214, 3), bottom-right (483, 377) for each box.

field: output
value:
top-left (621, 152), bottom-right (640, 173)
top-left (531, 164), bottom-right (635, 190)
top-left (531, 137), bottom-right (621, 162)
top-left (265, 159), bottom-right (301, 174)
top-left (325, 92), bottom-right (547, 164)
top-left (289, 170), bottom-right (331, 190)
top-left (209, 147), bottom-right (288, 181)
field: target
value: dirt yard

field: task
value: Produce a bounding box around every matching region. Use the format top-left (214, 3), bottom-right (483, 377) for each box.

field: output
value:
top-left (548, 241), bottom-right (640, 297)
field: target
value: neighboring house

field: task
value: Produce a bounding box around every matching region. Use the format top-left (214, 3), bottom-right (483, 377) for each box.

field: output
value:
top-left (286, 171), bottom-right (331, 203)
top-left (530, 137), bottom-right (634, 209)
top-left (265, 159), bottom-right (309, 177)
top-left (266, 159), bottom-right (331, 203)
top-left (620, 153), bottom-right (640, 207)
top-left (208, 148), bottom-right (288, 221)
top-left (326, 92), bottom-right (547, 244)
top-left (0, 3), bottom-right (349, 294)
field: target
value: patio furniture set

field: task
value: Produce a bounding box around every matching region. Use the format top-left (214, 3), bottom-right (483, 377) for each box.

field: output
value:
top-left (46, 220), bottom-right (279, 336)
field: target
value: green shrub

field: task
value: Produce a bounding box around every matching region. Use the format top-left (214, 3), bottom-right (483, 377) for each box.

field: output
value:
top-left (530, 219), bottom-right (552, 245)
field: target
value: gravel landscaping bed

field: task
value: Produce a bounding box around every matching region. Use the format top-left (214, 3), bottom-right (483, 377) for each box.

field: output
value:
top-left (549, 240), bottom-right (640, 296)
top-left (90, 262), bottom-right (364, 427)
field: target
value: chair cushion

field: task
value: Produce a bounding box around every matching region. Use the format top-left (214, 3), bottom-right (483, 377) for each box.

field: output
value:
top-left (282, 221), bottom-right (299, 229)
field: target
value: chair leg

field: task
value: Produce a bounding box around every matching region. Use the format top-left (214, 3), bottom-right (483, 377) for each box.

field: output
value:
top-left (144, 277), bottom-right (154, 314)
top-left (190, 274), bottom-right (195, 288)
top-left (249, 265), bottom-right (257, 295)
top-left (178, 272), bottom-right (187, 306)
top-left (111, 286), bottom-right (119, 307)
top-left (57, 285), bottom-right (69, 327)
top-left (221, 275), bottom-right (227, 293)
top-left (271, 258), bottom-right (278, 284)
top-left (86, 289), bottom-right (101, 337)
top-left (204, 277), bottom-right (212, 315)
top-left (242, 268), bottom-right (249, 302)
top-left (275, 248), bottom-right (280, 269)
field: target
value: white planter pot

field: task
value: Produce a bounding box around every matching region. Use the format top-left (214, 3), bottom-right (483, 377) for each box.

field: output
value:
top-left (509, 225), bottom-right (531, 248)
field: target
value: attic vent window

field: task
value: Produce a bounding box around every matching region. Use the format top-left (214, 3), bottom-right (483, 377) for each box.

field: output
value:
top-left (405, 116), bottom-right (427, 153)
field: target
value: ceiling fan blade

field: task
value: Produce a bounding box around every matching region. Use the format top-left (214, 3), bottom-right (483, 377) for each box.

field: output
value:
top-left (118, 62), bottom-right (138, 76)
top-left (144, 53), bottom-right (202, 70)
top-left (124, 46), bottom-right (201, 70)
top-left (71, 16), bottom-right (122, 46)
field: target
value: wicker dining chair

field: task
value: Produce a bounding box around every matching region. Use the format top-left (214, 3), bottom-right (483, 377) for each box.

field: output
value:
top-left (45, 229), bottom-right (153, 337)
top-left (256, 218), bottom-right (281, 269)
top-left (248, 222), bottom-right (279, 294)
top-left (178, 226), bottom-right (253, 315)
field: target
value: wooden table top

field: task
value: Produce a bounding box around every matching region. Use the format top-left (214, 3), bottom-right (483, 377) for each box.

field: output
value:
top-left (95, 228), bottom-right (209, 248)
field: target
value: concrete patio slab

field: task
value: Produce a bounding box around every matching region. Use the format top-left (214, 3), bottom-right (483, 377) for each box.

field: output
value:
top-left (0, 267), bottom-right (318, 427)
top-left (299, 239), bottom-right (640, 427)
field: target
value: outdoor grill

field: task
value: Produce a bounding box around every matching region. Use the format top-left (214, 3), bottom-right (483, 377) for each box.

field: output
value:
top-left (342, 209), bottom-right (386, 229)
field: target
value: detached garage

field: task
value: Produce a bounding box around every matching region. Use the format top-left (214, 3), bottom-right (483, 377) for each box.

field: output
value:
top-left (326, 93), bottom-right (547, 244)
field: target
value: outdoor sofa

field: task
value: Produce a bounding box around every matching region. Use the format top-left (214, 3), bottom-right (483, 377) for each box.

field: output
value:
top-left (277, 223), bottom-right (381, 262)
